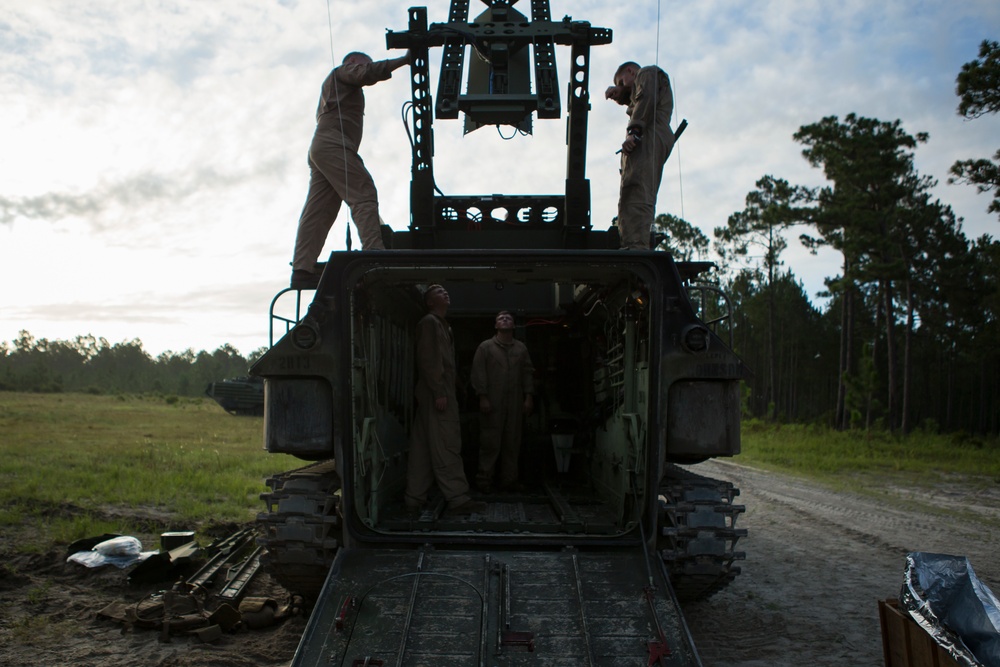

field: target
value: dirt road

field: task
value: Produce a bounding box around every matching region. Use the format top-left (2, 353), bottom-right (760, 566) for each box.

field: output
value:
top-left (1, 460), bottom-right (996, 666)
top-left (684, 459), bottom-right (1000, 667)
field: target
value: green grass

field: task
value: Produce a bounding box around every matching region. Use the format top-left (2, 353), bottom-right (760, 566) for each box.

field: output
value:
top-left (3, 393), bottom-right (997, 552)
top-left (735, 420), bottom-right (1000, 492)
top-left (0, 392), bottom-right (298, 552)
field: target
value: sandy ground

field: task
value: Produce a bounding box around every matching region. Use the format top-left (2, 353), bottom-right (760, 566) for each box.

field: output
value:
top-left (1, 460), bottom-right (996, 667)
top-left (685, 460), bottom-right (1000, 667)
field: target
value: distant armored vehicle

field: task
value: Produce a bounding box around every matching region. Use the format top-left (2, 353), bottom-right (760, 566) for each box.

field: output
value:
top-left (204, 376), bottom-right (264, 416)
top-left (251, 2), bottom-right (748, 664)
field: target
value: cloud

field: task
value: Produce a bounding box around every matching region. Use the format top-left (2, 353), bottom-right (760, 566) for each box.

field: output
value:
top-left (2, 0), bottom-right (999, 356)
top-left (0, 160), bottom-right (289, 229)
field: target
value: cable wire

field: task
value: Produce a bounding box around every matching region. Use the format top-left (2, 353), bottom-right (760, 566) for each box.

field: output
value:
top-left (653, 0), bottom-right (685, 225)
top-left (326, 0), bottom-right (355, 251)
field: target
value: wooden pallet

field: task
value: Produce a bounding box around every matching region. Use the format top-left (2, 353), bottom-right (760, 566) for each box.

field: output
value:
top-left (878, 598), bottom-right (963, 667)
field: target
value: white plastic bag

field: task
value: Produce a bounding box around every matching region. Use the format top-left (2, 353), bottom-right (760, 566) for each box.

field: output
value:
top-left (93, 536), bottom-right (142, 557)
top-left (67, 535), bottom-right (153, 569)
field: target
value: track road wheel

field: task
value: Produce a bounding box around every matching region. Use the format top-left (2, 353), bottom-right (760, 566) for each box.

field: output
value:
top-left (257, 460), bottom-right (341, 604)
top-left (657, 464), bottom-right (747, 602)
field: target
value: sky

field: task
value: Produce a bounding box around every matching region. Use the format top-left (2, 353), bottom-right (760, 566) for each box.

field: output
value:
top-left (2, 0), bottom-right (998, 358)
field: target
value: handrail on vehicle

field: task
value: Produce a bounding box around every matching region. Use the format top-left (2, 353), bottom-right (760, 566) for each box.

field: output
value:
top-left (685, 282), bottom-right (734, 349)
top-left (268, 287), bottom-right (311, 347)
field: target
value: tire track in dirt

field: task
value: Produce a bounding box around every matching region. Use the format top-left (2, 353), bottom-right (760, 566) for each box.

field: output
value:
top-left (681, 459), bottom-right (999, 667)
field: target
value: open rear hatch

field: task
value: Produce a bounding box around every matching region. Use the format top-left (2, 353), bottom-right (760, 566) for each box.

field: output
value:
top-left (291, 546), bottom-right (700, 666)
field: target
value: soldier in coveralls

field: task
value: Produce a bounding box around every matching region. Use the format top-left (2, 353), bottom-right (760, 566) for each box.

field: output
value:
top-left (405, 285), bottom-right (486, 516)
top-left (470, 311), bottom-right (535, 493)
top-left (290, 51), bottom-right (409, 290)
top-left (605, 61), bottom-right (675, 249)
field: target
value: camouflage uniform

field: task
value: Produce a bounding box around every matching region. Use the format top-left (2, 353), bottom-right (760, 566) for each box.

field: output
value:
top-left (405, 312), bottom-right (472, 509)
top-left (470, 336), bottom-right (535, 490)
top-left (292, 58), bottom-right (397, 269)
top-left (618, 65), bottom-right (675, 249)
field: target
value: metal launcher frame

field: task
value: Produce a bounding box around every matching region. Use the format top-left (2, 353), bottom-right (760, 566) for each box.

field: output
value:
top-left (385, 0), bottom-right (612, 249)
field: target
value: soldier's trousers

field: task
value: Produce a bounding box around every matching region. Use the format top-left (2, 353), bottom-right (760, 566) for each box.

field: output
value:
top-left (477, 408), bottom-right (524, 489)
top-left (292, 134), bottom-right (384, 270)
top-left (405, 386), bottom-right (470, 509)
top-left (618, 129), bottom-right (675, 249)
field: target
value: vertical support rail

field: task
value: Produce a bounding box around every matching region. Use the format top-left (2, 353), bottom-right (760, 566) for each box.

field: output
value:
top-left (529, 0), bottom-right (559, 119)
top-left (493, 558), bottom-right (503, 653)
top-left (481, 555), bottom-right (492, 667)
top-left (564, 40), bottom-right (592, 232)
top-left (395, 551), bottom-right (426, 667)
top-left (571, 554), bottom-right (597, 666)
top-left (435, 0), bottom-right (471, 119)
top-left (403, 7), bottom-right (435, 230)
top-left (503, 562), bottom-right (511, 634)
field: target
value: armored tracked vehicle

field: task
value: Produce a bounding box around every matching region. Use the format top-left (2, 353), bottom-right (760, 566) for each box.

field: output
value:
top-left (251, 2), bottom-right (748, 664)
top-left (204, 375), bottom-right (264, 416)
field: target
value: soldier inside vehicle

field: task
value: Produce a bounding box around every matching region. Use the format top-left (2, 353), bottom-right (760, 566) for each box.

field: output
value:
top-left (347, 262), bottom-right (659, 538)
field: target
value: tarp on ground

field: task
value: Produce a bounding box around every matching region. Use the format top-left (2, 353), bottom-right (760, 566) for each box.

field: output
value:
top-left (900, 552), bottom-right (1000, 667)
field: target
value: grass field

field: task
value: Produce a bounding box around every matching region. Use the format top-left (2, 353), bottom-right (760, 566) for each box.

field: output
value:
top-left (0, 391), bottom-right (297, 551)
top-left (737, 419), bottom-right (1000, 481)
top-left (1, 392), bottom-right (997, 552)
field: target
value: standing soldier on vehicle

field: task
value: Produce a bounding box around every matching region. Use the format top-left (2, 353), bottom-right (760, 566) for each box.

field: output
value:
top-left (470, 310), bottom-right (535, 493)
top-left (605, 60), bottom-right (676, 249)
top-left (290, 50), bottom-right (410, 290)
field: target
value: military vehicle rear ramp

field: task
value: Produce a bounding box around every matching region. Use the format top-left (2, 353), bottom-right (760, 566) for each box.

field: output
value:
top-left (293, 546), bottom-right (700, 666)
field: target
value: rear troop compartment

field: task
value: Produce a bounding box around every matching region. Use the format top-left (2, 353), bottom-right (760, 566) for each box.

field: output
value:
top-left (253, 250), bottom-right (743, 548)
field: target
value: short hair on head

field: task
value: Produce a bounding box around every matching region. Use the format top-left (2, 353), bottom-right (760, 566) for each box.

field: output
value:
top-left (495, 310), bottom-right (512, 321)
top-left (424, 284), bottom-right (444, 305)
top-left (342, 51), bottom-right (371, 64)
top-left (615, 61), bottom-right (640, 79)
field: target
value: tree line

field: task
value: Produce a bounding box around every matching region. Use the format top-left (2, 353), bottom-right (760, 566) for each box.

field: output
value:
top-left (0, 331), bottom-right (265, 398)
top-left (657, 40), bottom-right (1000, 436)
